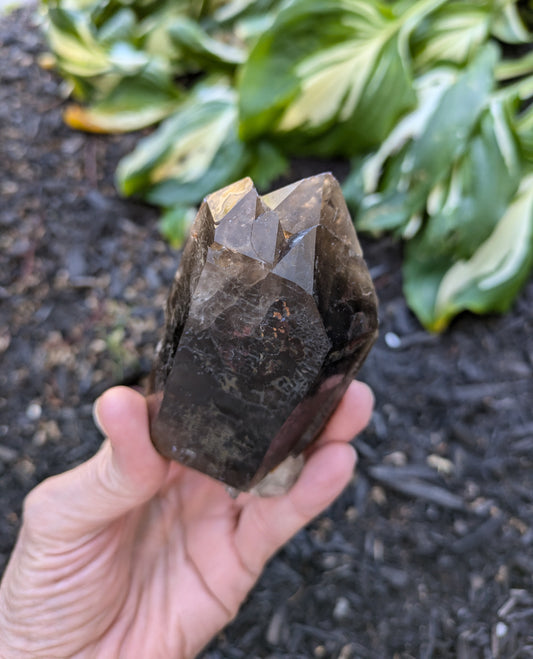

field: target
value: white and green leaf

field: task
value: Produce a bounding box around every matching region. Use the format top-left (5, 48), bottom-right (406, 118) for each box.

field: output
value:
top-left (496, 50), bottom-right (533, 81)
top-left (411, 2), bottom-right (491, 71)
top-left (238, 0), bottom-right (426, 155)
top-left (116, 79), bottom-right (260, 208)
top-left (431, 175), bottom-right (533, 331)
top-left (168, 15), bottom-right (246, 67)
top-left (97, 8), bottom-right (136, 44)
top-left (359, 67), bottom-right (457, 194)
top-left (402, 104), bottom-right (526, 331)
top-left (353, 45), bottom-right (497, 234)
top-left (136, 2), bottom-right (190, 64)
top-left (63, 73), bottom-right (183, 132)
top-left (45, 7), bottom-right (111, 78)
top-left (516, 103), bottom-right (533, 163)
top-left (420, 100), bottom-right (521, 257)
top-left (277, 30), bottom-right (389, 133)
top-left (490, 1), bottom-right (531, 44)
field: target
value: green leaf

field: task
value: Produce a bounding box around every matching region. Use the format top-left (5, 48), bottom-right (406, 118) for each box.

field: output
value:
top-left (246, 141), bottom-right (288, 190)
top-left (238, 0), bottom-right (420, 155)
top-left (431, 175), bottom-right (533, 331)
top-left (213, 0), bottom-right (280, 23)
top-left (423, 102), bottom-right (521, 257)
top-left (411, 2), bottom-right (490, 71)
top-left (98, 8), bottom-right (136, 44)
top-left (403, 127), bottom-right (527, 333)
top-left (516, 102), bottom-right (533, 163)
top-left (491, 2), bottom-right (531, 44)
top-left (355, 45), bottom-right (498, 234)
top-left (158, 205), bottom-right (197, 247)
top-left (63, 72), bottom-right (183, 132)
top-left (106, 41), bottom-right (153, 74)
top-left (494, 69), bottom-right (533, 163)
top-left (45, 7), bottom-right (111, 78)
top-left (116, 79), bottom-right (247, 205)
top-left (404, 45), bottom-right (497, 186)
top-left (43, 3), bottom-right (179, 106)
top-left (349, 67), bottom-right (456, 232)
top-left (496, 50), bottom-right (533, 81)
top-left (168, 16), bottom-right (246, 68)
top-left (145, 135), bottom-right (248, 207)
top-left (212, 0), bottom-right (258, 22)
top-left (136, 2), bottom-right (190, 64)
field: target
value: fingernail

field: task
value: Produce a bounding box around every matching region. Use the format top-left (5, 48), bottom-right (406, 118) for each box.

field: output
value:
top-left (92, 397), bottom-right (105, 436)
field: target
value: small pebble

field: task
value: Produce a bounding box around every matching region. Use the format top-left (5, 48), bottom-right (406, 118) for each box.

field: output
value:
top-left (322, 553), bottom-right (339, 570)
top-left (427, 454), bottom-right (455, 475)
top-left (495, 621), bottom-right (508, 638)
top-left (345, 506), bottom-right (358, 522)
top-left (0, 329), bottom-right (10, 354)
top-left (381, 565), bottom-right (409, 589)
top-left (0, 445), bottom-right (17, 463)
top-left (60, 135), bottom-right (84, 155)
top-left (266, 607), bottom-right (285, 645)
top-left (385, 331), bottom-right (401, 349)
top-left (26, 402), bottom-right (42, 421)
top-left (370, 485), bottom-right (387, 506)
top-left (32, 429), bottom-right (47, 447)
top-left (89, 338), bottom-right (108, 354)
top-left (333, 596), bottom-right (351, 621)
top-left (383, 450), bottom-right (407, 466)
top-left (14, 458), bottom-right (35, 480)
top-left (1, 181), bottom-right (18, 195)
top-left (338, 644), bottom-right (355, 659)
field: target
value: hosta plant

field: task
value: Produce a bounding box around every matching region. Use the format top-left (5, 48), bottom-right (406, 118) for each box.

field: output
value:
top-left (40, 0), bottom-right (533, 331)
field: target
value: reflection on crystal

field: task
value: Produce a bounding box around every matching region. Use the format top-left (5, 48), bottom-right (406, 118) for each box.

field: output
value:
top-left (148, 173), bottom-right (378, 490)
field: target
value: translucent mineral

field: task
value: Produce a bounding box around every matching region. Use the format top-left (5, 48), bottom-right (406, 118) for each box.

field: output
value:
top-left (147, 173), bottom-right (378, 491)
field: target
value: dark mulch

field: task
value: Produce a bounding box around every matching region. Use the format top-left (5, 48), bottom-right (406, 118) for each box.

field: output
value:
top-left (2, 7), bottom-right (533, 658)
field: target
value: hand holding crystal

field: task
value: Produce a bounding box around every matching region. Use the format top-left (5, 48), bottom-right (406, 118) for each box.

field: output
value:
top-left (0, 382), bottom-right (373, 658)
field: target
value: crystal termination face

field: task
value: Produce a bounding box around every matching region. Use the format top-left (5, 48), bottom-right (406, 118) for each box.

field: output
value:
top-left (148, 173), bottom-right (378, 490)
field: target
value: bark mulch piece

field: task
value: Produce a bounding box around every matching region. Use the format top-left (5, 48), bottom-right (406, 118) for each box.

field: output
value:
top-left (2, 7), bottom-right (533, 658)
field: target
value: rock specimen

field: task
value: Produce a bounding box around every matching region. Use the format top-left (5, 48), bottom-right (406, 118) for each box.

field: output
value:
top-left (148, 173), bottom-right (378, 491)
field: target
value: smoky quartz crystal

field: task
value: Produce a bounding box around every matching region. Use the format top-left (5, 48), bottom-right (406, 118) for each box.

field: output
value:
top-left (148, 173), bottom-right (378, 491)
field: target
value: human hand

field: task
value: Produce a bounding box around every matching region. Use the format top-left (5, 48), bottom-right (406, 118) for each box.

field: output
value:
top-left (0, 381), bottom-right (373, 658)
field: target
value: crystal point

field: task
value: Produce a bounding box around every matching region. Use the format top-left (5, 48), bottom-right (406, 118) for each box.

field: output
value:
top-left (148, 173), bottom-right (378, 491)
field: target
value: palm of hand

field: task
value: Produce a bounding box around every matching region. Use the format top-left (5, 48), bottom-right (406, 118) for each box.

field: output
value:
top-left (67, 467), bottom-right (260, 658)
top-left (0, 383), bottom-right (372, 658)
top-left (14, 467), bottom-right (263, 658)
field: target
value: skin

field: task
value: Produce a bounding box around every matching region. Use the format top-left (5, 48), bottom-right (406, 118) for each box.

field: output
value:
top-left (0, 381), bottom-right (373, 658)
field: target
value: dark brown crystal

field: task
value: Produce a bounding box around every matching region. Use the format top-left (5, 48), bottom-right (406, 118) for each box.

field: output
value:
top-left (147, 173), bottom-right (378, 491)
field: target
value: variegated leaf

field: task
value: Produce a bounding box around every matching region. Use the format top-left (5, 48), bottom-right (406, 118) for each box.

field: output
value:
top-left (432, 176), bottom-right (533, 331)
top-left (238, 0), bottom-right (450, 155)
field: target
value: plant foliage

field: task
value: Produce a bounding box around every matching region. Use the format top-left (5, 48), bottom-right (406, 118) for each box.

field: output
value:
top-left (41, 0), bottom-right (533, 331)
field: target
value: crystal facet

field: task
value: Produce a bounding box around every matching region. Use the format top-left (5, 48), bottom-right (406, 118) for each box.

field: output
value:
top-left (148, 173), bottom-right (378, 490)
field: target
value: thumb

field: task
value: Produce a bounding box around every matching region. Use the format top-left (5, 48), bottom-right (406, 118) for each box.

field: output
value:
top-left (24, 387), bottom-right (168, 540)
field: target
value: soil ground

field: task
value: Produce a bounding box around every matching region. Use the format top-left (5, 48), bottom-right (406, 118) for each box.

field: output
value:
top-left (2, 8), bottom-right (533, 658)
